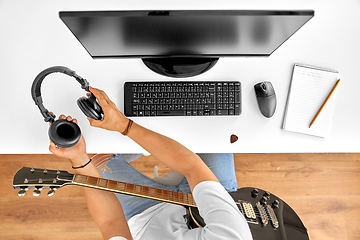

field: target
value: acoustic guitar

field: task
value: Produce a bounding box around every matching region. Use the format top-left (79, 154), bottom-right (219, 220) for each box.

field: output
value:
top-left (13, 167), bottom-right (309, 240)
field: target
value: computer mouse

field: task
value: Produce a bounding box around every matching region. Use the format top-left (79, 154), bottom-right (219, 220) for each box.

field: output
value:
top-left (254, 81), bottom-right (276, 118)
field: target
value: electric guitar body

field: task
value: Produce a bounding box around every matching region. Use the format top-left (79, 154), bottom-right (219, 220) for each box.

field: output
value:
top-left (186, 188), bottom-right (309, 240)
top-left (13, 167), bottom-right (309, 240)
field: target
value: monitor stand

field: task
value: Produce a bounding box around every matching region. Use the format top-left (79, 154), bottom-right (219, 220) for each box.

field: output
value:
top-left (142, 57), bottom-right (219, 78)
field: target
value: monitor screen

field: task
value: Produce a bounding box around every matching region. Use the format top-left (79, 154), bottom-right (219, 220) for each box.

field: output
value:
top-left (59, 10), bottom-right (314, 58)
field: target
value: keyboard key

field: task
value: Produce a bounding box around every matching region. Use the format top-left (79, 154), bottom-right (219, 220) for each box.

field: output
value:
top-left (217, 110), bottom-right (229, 115)
top-left (157, 110), bottom-right (186, 116)
top-left (235, 92), bottom-right (241, 103)
top-left (204, 104), bottom-right (215, 110)
top-left (235, 104), bottom-right (241, 115)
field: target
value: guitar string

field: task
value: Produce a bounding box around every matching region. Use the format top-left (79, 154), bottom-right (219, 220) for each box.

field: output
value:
top-left (24, 170), bottom-right (271, 221)
top-left (25, 178), bottom-right (58, 182)
top-left (75, 175), bottom-right (196, 207)
top-left (23, 170), bottom-right (266, 215)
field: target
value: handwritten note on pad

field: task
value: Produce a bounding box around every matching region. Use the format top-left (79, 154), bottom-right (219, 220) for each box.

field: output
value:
top-left (282, 63), bottom-right (339, 138)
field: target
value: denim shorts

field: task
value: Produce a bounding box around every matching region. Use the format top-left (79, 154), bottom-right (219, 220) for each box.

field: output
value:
top-left (99, 153), bottom-right (238, 221)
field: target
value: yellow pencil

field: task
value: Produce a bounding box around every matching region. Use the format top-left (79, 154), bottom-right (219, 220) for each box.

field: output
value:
top-left (309, 79), bottom-right (340, 128)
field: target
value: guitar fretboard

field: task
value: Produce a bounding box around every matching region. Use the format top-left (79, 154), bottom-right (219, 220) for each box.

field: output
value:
top-left (73, 174), bottom-right (196, 207)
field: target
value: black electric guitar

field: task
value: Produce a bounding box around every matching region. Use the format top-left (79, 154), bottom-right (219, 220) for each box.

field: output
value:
top-left (13, 167), bottom-right (309, 240)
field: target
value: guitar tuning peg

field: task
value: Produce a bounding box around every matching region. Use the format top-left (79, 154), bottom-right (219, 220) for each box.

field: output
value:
top-left (33, 189), bottom-right (41, 196)
top-left (18, 190), bottom-right (26, 196)
top-left (33, 187), bottom-right (42, 197)
top-left (18, 187), bottom-right (28, 196)
top-left (47, 188), bottom-right (56, 197)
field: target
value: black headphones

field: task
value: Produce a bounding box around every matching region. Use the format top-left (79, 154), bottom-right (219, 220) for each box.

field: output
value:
top-left (31, 66), bottom-right (103, 148)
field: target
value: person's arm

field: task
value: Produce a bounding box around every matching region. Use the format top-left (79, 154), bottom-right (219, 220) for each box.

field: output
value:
top-left (87, 87), bottom-right (219, 192)
top-left (49, 115), bottom-right (132, 240)
top-left (127, 123), bottom-right (219, 191)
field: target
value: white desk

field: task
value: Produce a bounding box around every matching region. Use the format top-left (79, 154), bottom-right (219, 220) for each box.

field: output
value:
top-left (1, 0), bottom-right (359, 154)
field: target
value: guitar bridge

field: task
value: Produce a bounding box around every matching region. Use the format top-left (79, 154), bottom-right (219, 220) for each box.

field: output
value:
top-left (256, 202), bottom-right (269, 227)
top-left (266, 205), bottom-right (279, 229)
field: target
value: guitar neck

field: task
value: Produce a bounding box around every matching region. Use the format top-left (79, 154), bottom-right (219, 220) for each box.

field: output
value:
top-left (71, 174), bottom-right (197, 208)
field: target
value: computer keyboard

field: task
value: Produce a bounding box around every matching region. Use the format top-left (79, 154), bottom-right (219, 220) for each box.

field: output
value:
top-left (124, 81), bottom-right (241, 117)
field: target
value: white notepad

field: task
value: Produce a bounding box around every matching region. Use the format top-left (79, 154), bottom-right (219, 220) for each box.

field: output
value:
top-left (282, 63), bottom-right (340, 138)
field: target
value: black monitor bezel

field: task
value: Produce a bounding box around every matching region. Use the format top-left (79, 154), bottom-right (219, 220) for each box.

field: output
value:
top-left (59, 10), bottom-right (315, 59)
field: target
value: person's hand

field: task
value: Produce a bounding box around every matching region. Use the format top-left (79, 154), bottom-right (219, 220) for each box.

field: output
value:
top-left (48, 114), bottom-right (89, 166)
top-left (87, 86), bottom-right (129, 133)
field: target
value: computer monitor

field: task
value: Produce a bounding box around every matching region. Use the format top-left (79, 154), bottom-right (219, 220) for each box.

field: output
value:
top-left (59, 10), bottom-right (314, 78)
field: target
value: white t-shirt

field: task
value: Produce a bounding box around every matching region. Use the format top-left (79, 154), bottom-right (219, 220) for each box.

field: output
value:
top-left (110, 181), bottom-right (253, 240)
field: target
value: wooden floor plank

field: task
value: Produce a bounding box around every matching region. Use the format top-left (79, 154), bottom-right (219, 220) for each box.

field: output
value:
top-left (1, 153), bottom-right (359, 239)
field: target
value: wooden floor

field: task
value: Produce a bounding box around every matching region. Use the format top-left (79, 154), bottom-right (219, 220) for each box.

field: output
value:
top-left (1, 153), bottom-right (359, 240)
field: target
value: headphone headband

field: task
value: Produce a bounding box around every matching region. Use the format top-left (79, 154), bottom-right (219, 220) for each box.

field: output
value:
top-left (31, 66), bottom-right (90, 122)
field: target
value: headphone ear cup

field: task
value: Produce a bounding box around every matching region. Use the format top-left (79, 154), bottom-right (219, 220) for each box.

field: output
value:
top-left (49, 119), bottom-right (81, 148)
top-left (77, 95), bottom-right (103, 120)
